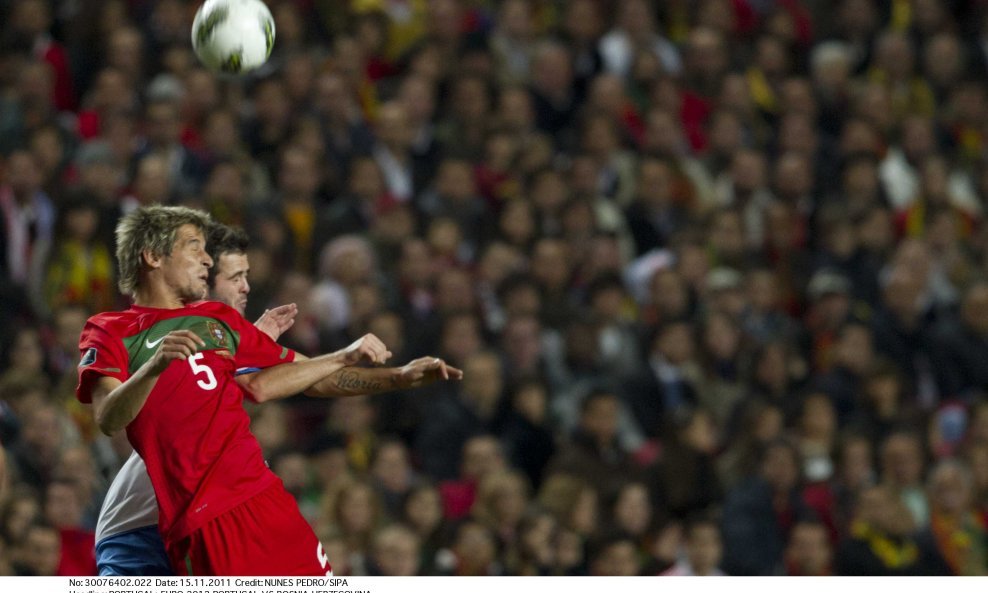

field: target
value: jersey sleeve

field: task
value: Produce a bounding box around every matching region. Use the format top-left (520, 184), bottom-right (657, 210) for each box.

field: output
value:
top-left (76, 318), bottom-right (130, 404)
top-left (228, 310), bottom-right (295, 371)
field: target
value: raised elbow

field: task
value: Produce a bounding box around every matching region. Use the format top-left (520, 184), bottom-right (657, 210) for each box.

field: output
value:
top-left (240, 373), bottom-right (274, 403)
top-left (94, 406), bottom-right (120, 436)
top-left (250, 388), bottom-right (273, 403)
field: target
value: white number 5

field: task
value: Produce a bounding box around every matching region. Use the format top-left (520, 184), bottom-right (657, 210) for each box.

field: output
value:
top-left (317, 542), bottom-right (333, 576)
top-left (188, 352), bottom-right (217, 390)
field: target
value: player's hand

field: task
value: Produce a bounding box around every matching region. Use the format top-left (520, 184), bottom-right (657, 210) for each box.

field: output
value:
top-left (398, 356), bottom-right (464, 388)
top-left (255, 303), bottom-right (297, 340)
top-left (340, 333), bottom-right (392, 366)
top-left (148, 330), bottom-right (206, 373)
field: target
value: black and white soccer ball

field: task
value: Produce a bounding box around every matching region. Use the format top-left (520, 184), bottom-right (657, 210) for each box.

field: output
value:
top-left (191, 0), bottom-right (275, 74)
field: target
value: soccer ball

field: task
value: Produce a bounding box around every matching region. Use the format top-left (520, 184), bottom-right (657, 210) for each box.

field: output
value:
top-left (191, 0), bottom-right (275, 74)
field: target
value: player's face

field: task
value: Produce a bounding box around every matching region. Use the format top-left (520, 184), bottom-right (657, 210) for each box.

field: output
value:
top-left (163, 224), bottom-right (212, 303)
top-left (211, 252), bottom-right (250, 314)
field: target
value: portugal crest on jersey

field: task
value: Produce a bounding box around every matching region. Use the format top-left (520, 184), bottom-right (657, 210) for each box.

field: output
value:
top-left (207, 321), bottom-right (228, 347)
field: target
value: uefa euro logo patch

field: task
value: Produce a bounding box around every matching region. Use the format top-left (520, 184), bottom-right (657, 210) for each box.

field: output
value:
top-left (79, 347), bottom-right (97, 367)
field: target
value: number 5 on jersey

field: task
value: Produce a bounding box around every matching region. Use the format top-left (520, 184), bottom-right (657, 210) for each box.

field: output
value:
top-left (189, 352), bottom-right (218, 390)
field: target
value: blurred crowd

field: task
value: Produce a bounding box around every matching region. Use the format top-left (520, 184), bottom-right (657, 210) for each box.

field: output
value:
top-left (3, 0), bottom-right (988, 577)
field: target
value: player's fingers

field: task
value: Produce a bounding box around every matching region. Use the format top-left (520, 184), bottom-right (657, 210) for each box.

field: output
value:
top-left (181, 337), bottom-right (204, 355)
top-left (173, 336), bottom-right (201, 352)
top-left (363, 333), bottom-right (386, 349)
top-left (445, 364), bottom-right (464, 379)
top-left (359, 344), bottom-right (381, 364)
top-left (271, 303), bottom-right (297, 316)
top-left (163, 344), bottom-right (193, 360)
top-left (364, 340), bottom-right (389, 363)
top-left (376, 348), bottom-right (391, 364)
top-left (435, 358), bottom-right (449, 380)
top-left (173, 330), bottom-right (206, 347)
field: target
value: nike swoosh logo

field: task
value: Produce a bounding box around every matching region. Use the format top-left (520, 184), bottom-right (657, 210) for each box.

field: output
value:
top-left (145, 336), bottom-right (165, 349)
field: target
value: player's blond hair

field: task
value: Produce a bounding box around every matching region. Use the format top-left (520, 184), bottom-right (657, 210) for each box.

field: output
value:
top-left (115, 205), bottom-right (212, 297)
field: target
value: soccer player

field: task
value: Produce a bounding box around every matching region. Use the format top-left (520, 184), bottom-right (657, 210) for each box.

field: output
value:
top-left (95, 222), bottom-right (460, 576)
top-left (78, 207), bottom-right (460, 576)
top-left (93, 224), bottom-right (297, 576)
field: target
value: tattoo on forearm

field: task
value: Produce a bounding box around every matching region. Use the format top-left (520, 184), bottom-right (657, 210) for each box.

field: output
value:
top-left (334, 370), bottom-right (385, 394)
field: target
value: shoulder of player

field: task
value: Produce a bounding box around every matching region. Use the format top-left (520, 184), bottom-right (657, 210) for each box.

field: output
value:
top-left (188, 300), bottom-right (238, 316)
top-left (187, 300), bottom-right (251, 326)
top-left (84, 310), bottom-right (136, 333)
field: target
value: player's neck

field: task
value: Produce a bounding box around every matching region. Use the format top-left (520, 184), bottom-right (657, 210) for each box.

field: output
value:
top-left (133, 282), bottom-right (187, 309)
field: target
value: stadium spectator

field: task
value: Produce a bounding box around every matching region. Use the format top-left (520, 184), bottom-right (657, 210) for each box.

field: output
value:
top-left (916, 459), bottom-right (986, 575)
top-left (11, 520), bottom-right (61, 576)
top-left (835, 484), bottom-right (930, 575)
top-left (721, 439), bottom-right (814, 575)
top-left (660, 515), bottom-right (724, 576)
top-left (547, 389), bottom-right (641, 504)
top-left (369, 523), bottom-right (422, 576)
top-left (401, 482), bottom-right (444, 574)
top-left (784, 520), bottom-right (833, 575)
top-left (588, 531), bottom-right (641, 576)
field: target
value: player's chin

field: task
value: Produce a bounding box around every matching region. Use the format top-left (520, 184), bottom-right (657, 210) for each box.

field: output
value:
top-left (189, 283), bottom-right (209, 301)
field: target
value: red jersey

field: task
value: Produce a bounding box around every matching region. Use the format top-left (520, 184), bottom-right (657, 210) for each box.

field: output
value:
top-left (76, 301), bottom-right (295, 544)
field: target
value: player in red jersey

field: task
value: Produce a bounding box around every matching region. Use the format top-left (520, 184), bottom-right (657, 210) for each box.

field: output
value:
top-left (76, 206), bottom-right (459, 576)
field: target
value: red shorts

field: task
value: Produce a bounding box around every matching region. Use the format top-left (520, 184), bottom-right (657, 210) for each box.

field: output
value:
top-left (166, 483), bottom-right (332, 576)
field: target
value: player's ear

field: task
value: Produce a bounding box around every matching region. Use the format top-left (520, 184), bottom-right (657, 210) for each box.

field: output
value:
top-left (142, 248), bottom-right (163, 269)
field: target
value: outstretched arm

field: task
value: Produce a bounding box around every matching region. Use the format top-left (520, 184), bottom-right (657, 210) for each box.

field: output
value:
top-left (245, 354), bottom-right (463, 402)
top-left (312, 356), bottom-right (464, 397)
top-left (236, 334), bottom-right (393, 402)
